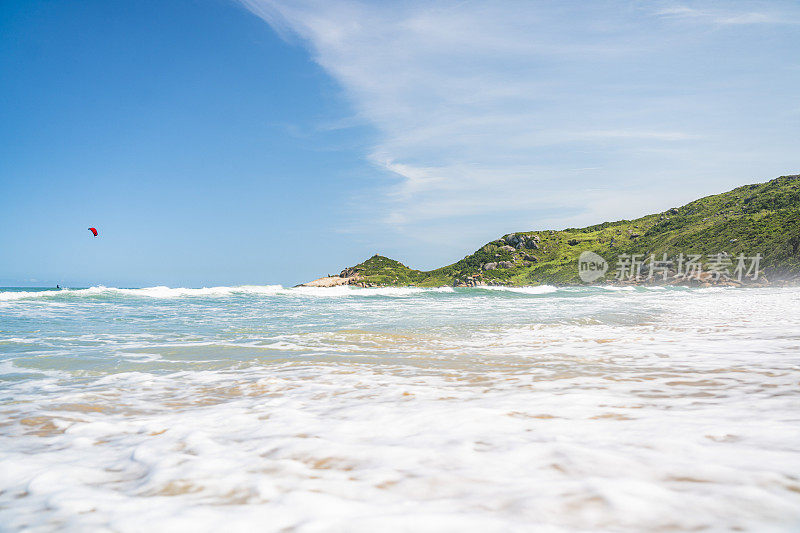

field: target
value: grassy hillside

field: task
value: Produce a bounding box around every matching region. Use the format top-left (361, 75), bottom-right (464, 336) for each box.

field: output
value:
top-left (338, 175), bottom-right (800, 287)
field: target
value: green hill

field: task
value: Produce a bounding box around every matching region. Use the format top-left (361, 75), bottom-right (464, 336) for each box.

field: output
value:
top-left (330, 174), bottom-right (800, 287)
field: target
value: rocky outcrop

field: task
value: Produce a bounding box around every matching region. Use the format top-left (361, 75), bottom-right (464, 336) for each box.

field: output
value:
top-left (339, 267), bottom-right (361, 278)
top-left (504, 233), bottom-right (540, 250)
top-left (299, 276), bottom-right (353, 287)
top-left (299, 269), bottom-right (364, 287)
top-left (453, 275), bottom-right (485, 287)
top-left (453, 275), bottom-right (515, 287)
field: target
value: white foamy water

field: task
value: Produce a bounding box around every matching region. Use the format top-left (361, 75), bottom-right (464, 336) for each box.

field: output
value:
top-left (1, 285), bottom-right (799, 531)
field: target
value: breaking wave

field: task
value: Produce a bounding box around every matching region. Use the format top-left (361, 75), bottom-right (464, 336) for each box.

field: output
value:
top-left (0, 285), bottom-right (284, 301)
top-left (0, 284), bottom-right (464, 302)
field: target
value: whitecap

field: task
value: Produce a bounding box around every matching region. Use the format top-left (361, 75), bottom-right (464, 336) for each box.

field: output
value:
top-left (0, 285), bottom-right (284, 301)
top-left (474, 285), bottom-right (559, 294)
top-left (284, 285), bottom-right (455, 297)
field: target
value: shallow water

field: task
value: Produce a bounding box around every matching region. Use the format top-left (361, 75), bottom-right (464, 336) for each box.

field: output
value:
top-left (1, 285), bottom-right (799, 532)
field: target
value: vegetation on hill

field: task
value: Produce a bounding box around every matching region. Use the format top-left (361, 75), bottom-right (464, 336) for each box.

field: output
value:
top-left (335, 175), bottom-right (800, 287)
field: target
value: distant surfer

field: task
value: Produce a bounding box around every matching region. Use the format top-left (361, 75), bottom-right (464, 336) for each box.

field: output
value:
top-left (56, 284), bottom-right (60, 289)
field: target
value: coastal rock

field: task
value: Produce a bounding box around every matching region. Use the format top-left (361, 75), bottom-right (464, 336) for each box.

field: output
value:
top-left (453, 276), bottom-right (486, 287)
top-left (339, 267), bottom-right (360, 278)
top-left (483, 262), bottom-right (498, 270)
top-left (300, 276), bottom-right (353, 287)
top-left (498, 261), bottom-right (514, 269)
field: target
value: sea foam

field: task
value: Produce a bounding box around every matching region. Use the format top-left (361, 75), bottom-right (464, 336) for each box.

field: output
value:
top-left (1, 286), bottom-right (799, 531)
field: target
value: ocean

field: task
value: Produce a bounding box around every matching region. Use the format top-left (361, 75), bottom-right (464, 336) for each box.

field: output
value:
top-left (1, 285), bottom-right (799, 532)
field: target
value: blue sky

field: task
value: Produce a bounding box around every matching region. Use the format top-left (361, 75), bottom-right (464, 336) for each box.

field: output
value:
top-left (1, 0), bottom-right (799, 287)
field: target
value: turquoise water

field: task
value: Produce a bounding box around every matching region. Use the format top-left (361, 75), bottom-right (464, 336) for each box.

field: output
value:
top-left (1, 285), bottom-right (799, 531)
top-left (0, 284), bottom-right (666, 376)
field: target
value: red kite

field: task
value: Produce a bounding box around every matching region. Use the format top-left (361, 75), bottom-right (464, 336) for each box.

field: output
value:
top-left (88, 227), bottom-right (98, 237)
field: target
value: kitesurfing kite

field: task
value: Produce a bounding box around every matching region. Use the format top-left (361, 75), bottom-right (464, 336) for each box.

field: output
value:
top-left (88, 227), bottom-right (98, 237)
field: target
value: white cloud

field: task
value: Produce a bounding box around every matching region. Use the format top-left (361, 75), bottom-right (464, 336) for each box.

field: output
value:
top-left (240, 0), bottom-right (800, 265)
top-left (655, 5), bottom-right (796, 25)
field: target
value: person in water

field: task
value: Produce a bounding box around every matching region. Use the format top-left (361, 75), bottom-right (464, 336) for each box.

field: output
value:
top-left (56, 284), bottom-right (60, 289)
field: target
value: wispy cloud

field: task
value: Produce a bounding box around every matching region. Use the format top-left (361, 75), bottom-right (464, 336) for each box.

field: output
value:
top-left (240, 0), bottom-right (800, 263)
top-left (655, 5), bottom-right (797, 25)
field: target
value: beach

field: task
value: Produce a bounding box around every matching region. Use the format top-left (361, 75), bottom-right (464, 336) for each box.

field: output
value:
top-left (1, 285), bottom-right (799, 531)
